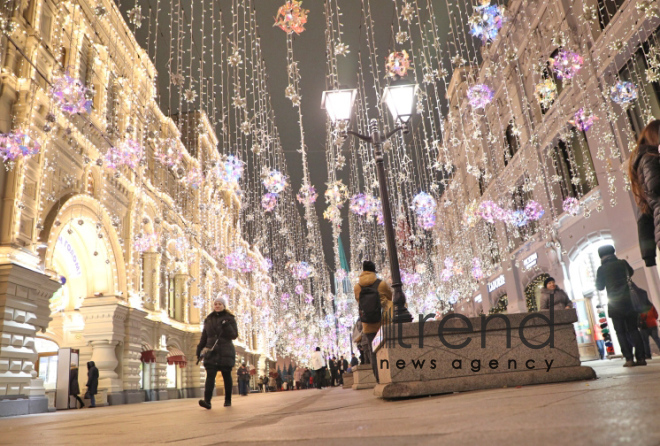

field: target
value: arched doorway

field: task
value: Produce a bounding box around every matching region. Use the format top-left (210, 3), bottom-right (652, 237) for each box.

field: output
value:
top-left (525, 274), bottom-right (550, 312)
top-left (569, 236), bottom-right (616, 361)
top-left (44, 195), bottom-right (126, 312)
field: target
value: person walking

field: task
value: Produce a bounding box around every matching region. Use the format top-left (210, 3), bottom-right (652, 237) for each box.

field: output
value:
top-left (639, 304), bottom-right (660, 359)
top-left (196, 296), bottom-right (239, 409)
top-left (540, 277), bottom-right (572, 311)
top-left (339, 356), bottom-right (348, 385)
top-left (69, 363), bottom-right (84, 409)
top-left (310, 347), bottom-right (326, 389)
top-left (630, 119), bottom-right (660, 268)
top-left (237, 363), bottom-right (250, 396)
top-left (329, 357), bottom-right (338, 387)
top-left (85, 361), bottom-right (99, 408)
top-left (302, 368), bottom-right (311, 389)
top-left (293, 366), bottom-right (302, 390)
top-left (595, 245), bottom-right (647, 367)
top-left (354, 260), bottom-right (393, 383)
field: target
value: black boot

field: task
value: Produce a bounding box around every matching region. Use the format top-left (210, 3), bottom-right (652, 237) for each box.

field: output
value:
top-left (198, 399), bottom-right (211, 409)
top-left (224, 399), bottom-right (231, 407)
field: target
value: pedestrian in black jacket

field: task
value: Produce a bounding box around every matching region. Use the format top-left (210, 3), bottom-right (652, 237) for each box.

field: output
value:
top-left (630, 119), bottom-right (660, 267)
top-left (86, 361), bottom-right (99, 407)
top-left (196, 296), bottom-right (239, 409)
top-left (595, 245), bottom-right (647, 367)
top-left (69, 364), bottom-right (84, 409)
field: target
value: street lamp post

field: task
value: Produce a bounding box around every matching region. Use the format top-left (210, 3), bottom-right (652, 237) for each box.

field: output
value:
top-left (322, 83), bottom-right (417, 323)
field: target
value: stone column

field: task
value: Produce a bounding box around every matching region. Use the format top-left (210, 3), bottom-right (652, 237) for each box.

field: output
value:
top-left (153, 350), bottom-right (169, 401)
top-left (182, 332), bottom-right (203, 398)
top-left (174, 274), bottom-right (188, 322)
top-left (502, 261), bottom-right (525, 314)
top-left (79, 296), bottom-right (129, 405)
top-left (122, 308), bottom-right (147, 404)
top-left (0, 262), bottom-right (60, 416)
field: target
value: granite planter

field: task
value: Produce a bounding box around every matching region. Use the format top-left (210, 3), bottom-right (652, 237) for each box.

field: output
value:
top-left (373, 309), bottom-right (596, 399)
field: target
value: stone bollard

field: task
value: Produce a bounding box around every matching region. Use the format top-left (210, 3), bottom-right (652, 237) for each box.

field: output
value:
top-left (351, 364), bottom-right (377, 390)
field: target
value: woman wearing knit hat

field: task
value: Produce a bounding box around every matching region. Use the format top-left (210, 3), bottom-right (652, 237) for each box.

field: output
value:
top-left (540, 277), bottom-right (572, 311)
top-left (196, 295), bottom-right (239, 408)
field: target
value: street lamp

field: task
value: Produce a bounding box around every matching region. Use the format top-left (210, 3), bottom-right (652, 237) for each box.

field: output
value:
top-left (322, 81), bottom-right (417, 324)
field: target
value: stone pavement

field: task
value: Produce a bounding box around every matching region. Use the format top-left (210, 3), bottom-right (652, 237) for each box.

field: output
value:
top-left (1, 359), bottom-right (659, 445)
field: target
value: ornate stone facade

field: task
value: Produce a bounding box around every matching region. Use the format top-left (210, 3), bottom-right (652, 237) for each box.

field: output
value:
top-left (0, 0), bottom-right (273, 415)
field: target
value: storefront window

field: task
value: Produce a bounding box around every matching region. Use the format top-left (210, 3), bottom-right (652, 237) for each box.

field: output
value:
top-left (38, 355), bottom-right (58, 390)
top-left (166, 363), bottom-right (177, 388)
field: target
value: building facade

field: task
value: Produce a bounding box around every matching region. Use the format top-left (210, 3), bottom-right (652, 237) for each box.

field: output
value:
top-left (0, 0), bottom-right (274, 416)
top-left (436, 0), bottom-right (660, 361)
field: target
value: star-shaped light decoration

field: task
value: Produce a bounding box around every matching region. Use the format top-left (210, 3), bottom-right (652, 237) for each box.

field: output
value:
top-left (468, 1), bottom-right (505, 43)
top-left (232, 96), bottom-right (246, 109)
top-left (128, 6), bottom-right (143, 28)
top-left (228, 50), bottom-right (242, 68)
top-left (395, 31), bottom-right (409, 44)
top-left (184, 88), bottom-right (197, 103)
top-left (0, 129), bottom-right (41, 162)
top-left (401, 2), bottom-right (415, 22)
top-left (171, 72), bottom-right (185, 87)
top-left (50, 72), bottom-right (92, 115)
top-left (334, 42), bottom-right (349, 56)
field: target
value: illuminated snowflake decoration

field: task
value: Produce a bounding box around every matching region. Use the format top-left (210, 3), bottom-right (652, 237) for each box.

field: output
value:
top-left (524, 200), bottom-right (545, 221)
top-left (477, 200), bottom-right (500, 224)
top-left (468, 2), bottom-right (505, 42)
top-left (155, 138), bottom-right (183, 167)
top-left (324, 180), bottom-right (349, 206)
top-left (402, 270), bottom-right (422, 285)
top-left (262, 169), bottom-right (288, 194)
top-left (50, 72), bottom-right (92, 115)
top-left (349, 193), bottom-right (378, 217)
top-left (294, 284), bottom-right (305, 295)
top-left (610, 81), bottom-right (638, 105)
top-left (411, 192), bottom-right (437, 230)
top-left (550, 49), bottom-right (583, 80)
top-left (185, 167), bottom-right (204, 189)
top-left (0, 130), bottom-right (41, 161)
top-left (385, 50), bottom-right (412, 78)
top-left (323, 205), bottom-right (342, 225)
top-left (289, 261), bottom-right (314, 280)
top-left (224, 155), bottom-right (244, 184)
top-left (335, 269), bottom-right (347, 282)
top-left (467, 84), bottom-right (494, 109)
top-left (570, 108), bottom-right (598, 132)
top-left (471, 258), bottom-right (484, 280)
top-left (296, 183), bottom-right (318, 205)
top-left (225, 249), bottom-right (256, 273)
top-left (534, 79), bottom-right (558, 108)
top-left (273, 0), bottom-right (309, 35)
top-left (134, 232), bottom-right (159, 253)
top-left (506, 210), bottom-right (529, 227)
top-left (261, 193), bottom-right (278, 212)
top-left (104, 139), bottom-right (143, 170)
top-left (562, 197), bottom-right (580, 216)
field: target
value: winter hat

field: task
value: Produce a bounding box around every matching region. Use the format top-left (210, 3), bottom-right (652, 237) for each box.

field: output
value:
top-left (363, 260), bottom-right (376, 272)
top-left (543, 277), bottom-right (555, 288)
top-left (214, 295), bottom-right (228, 308)
top-left (598, 245), bottom-right (615, 258)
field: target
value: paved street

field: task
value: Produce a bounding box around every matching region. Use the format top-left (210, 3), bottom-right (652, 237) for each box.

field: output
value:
top-left (1, 360), bottom-right (659, 445)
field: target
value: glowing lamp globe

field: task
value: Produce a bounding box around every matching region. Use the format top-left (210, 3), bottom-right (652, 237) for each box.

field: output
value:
top-left (382, 82), bottom-right (418, 124)
top-left (321, 89), bottom-right (357, 124)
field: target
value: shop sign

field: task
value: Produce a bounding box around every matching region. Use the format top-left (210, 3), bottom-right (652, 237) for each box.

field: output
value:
top-left (523, 253), bottom-right (538, 270)
top-left (487, 275), bottom-right (505, 293)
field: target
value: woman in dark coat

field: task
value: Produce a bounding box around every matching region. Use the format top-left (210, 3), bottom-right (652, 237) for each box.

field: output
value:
top-left (86, 361), bottom-right (99, 407)
top-left (539, 277), bottom-right (572, 311)
top-left (196, 296), bottom-right (238, 409)
top-left (595, 245), bottom-right (646, 367)
top-left (630, 119), bottom-right (660, 267)
top-left (69, 364), bottom-right (84, 409)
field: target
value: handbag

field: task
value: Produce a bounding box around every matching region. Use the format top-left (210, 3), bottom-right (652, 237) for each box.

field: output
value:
top-left (627, 271), bottom-right (652, 313)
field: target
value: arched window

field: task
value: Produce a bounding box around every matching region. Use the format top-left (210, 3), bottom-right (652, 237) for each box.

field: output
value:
top-left (504, 123), bottom-right (519, 166)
